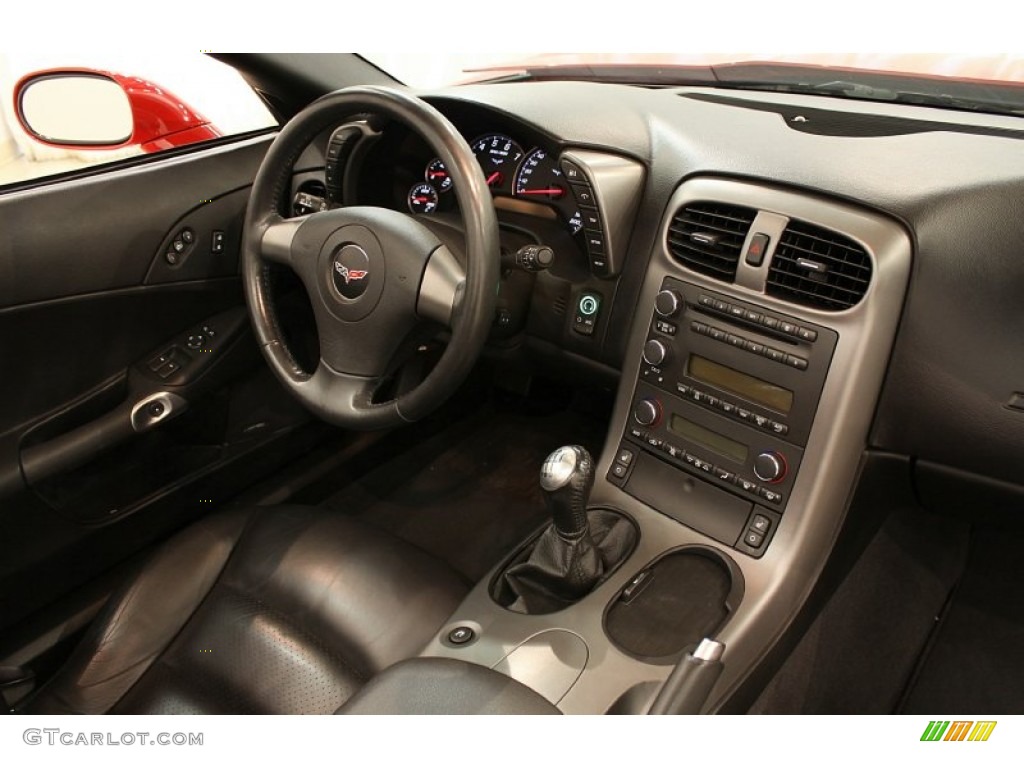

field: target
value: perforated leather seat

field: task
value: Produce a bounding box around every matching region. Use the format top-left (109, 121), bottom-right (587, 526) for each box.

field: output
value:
top-left (20, 506), bottom-right (468, 714)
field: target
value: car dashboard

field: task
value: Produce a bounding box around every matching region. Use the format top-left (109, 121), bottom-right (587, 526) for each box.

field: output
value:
top-left (288, 80), bottom-right (1024, 712)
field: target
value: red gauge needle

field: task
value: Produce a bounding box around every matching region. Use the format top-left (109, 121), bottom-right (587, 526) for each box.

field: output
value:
top-left (518, 188), bottom-right (565, 198)
top-left (413, 197), bottom-right (430, 203)
top-left (486, 172), bottom-right (502, 186)
top-left (429, 171), bottom-right (447, 178)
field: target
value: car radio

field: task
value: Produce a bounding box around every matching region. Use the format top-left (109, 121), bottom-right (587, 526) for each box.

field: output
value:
top-left (607, 277), bottom-right (838, 556)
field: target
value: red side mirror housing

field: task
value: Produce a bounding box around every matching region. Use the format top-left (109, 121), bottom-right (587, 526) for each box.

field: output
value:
top-left (14, 67), bottom-right (221, 153)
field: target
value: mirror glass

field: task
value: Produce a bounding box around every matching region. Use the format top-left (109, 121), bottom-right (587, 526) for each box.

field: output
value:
top-left (19, 75), bottom-right (133, 146)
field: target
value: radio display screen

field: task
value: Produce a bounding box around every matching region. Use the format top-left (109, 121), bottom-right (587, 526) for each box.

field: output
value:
top-left (669, 415), bottom-right (749, 464)
top-left (687, 354), bottom-right (794, 414)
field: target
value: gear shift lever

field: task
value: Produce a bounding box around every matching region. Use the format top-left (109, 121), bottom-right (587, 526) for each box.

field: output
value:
top-left (496, 445), bottom-right (635, 614)
top-left (540, 445), bottom-right (594, 538)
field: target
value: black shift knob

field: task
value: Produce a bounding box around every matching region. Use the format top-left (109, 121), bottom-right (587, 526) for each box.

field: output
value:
top-left (540, 445), bottom-right (595, 538)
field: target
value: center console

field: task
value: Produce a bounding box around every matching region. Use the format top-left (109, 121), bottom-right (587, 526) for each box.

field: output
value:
top-left (416, 176), bottom-right (913, 714)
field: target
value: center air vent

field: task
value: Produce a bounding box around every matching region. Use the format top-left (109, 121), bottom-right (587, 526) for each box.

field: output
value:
top-left (667, 202), bottom-right (756, 282)
top-left (767, 220), bottom-right (873, 311)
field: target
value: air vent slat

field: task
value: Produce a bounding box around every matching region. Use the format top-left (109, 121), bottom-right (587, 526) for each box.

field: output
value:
top-left (767, 220), bottom-right (873, 311)
top-left (666, 202), bottom-right (756, 282)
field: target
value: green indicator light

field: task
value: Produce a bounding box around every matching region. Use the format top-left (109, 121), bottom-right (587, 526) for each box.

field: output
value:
top-left (579, 295), bottom-right (600, 316)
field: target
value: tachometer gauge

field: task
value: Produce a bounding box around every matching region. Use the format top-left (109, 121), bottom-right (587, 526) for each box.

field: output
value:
top-left (425, 158), bottom-right (452, 192)
top-left (515, 148), bottom-right (584, 234)
top-left (407, 183), bottom-right (439, 214)
top-left (470, 133), bottom-right (524, 192)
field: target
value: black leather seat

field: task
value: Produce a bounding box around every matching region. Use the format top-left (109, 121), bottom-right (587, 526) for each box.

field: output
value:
top-left (20, 506), bottom-right (469, 714)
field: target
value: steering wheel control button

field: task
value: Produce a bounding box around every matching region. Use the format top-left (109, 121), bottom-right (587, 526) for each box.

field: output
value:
top-left (573, 292), bottom-right (602, 336)
top-left (745, 232), bottom-right (771, 266)
top-left (447, 626), bottom-right (476, 646)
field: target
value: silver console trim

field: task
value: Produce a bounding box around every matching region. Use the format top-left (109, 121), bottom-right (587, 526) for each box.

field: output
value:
top-left (421, 177), bottom-right (912, 714)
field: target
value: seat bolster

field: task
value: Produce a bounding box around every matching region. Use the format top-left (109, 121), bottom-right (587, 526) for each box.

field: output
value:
top-left (21, 510), bottom-right (249, 714)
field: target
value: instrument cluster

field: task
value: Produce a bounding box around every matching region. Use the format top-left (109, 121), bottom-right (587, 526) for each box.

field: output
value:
top-left (406, 132), bottom-right (583, 235)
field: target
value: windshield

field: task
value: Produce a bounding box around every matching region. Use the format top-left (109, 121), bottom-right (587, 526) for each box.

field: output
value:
top-left (363, 53), bottom-right (1024, 117)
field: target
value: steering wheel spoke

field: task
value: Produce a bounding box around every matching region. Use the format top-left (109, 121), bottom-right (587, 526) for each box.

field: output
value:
top-left (417, 245), bottom-right (465, 327)
top-left (260, 215), bottom-right (302, 268)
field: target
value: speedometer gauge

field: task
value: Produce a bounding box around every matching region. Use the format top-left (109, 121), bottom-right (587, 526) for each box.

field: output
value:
top-left (470, 134), bottom-right (524, 192)
top-left (515, 148), bottom-right (584, 234)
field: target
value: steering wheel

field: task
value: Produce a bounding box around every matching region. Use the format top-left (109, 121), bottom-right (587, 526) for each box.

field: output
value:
top-left (241, 86), bottom-right (499, 430)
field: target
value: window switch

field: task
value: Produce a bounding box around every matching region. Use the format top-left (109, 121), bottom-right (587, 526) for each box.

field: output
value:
top-left (211, 231), bottom-right (225, 253)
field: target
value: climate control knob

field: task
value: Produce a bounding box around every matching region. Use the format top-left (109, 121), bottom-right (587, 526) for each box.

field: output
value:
top-left (754, 451), bottom-right (787, 483)
top-left (642, 339), bottom-right (668, 367)
top-left (654, 290), bottom-right (682, 318)
top-left (633, 398), bottom-right (662, 427)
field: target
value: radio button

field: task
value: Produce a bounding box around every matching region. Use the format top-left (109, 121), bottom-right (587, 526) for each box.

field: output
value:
top-left (634, 398), bottom-right (662, 427)
top-left (726, 334), bottom-right (745, 348)
top-left (745, 340), bottom-right (765, 355)
top-left (743, 309), bottom-right (762, 323)
top-left (758, 487), bottom-right (784, 504)
top-left (628, 427), bottom-right (647, 441)
top-left (715, 466), bottom-right (736, 483)
top-left (694, 458), bottom-right (714, 473)
top-left (655, 320), bottom-right (677, 335)
top-left (737, 408), bottom-right (752, 421)
top-left (737, 477), bottom-right (758, 493)
top-left (728, 305), bottom-right (745, 320)
top-left (655, 290), bottom-right (683, 317)
top-left (706, 395), bottom-right (720, 408)
top-left (766, 348), bottom-right (786, 363)
top-left (721, 401), bottom-right (737, 415)
top-left (676, 383), bottom-right (691, 396)
top-left (786, 354), bottom-right (809, 371)
top-left (643, 339), bottom-right (668, 366)
top-left (709, 327), bottom-right (727, 342)
top-left (769, 421), bottom-right (789, 436)
top-left (763, 316), bottom-right (780, 330)
top-left (779, 321), bottom-right (799, 336)
top-left (753, 414), bottom-right (770, 428)
top-left (754, 451), bottom-right (788, 483)
top-left (646, 436), bottom-right (663, 450)
top-left (698, 295), bottom-right (714, 308)
top-left (797, 326), bottom-right (818, 342)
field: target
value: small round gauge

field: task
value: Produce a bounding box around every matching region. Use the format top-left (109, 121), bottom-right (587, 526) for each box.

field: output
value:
top-left (470, 133), bottom-right (524, 190)
top-left (515, 148), bottom-right (584, 234)
top-left (425, 158), bottom-right (452, 192)
top-left (407, 183), bottom-right (439, 214)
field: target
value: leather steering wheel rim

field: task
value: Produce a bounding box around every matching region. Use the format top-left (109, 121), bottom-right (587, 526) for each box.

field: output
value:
top-left (241, 86), bottom-right (499, 430)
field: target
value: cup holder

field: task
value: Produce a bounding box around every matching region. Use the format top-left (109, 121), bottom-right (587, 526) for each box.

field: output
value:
top-left (603, 546), bottom-right (744, 662)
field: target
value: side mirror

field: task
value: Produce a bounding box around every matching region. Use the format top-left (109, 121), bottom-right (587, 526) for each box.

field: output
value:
top-left (14, 68), bottom-right (220, 153)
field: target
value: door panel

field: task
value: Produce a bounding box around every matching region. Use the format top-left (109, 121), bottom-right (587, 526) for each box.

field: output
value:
top-left (0, 134), bottom-right (322, 634)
